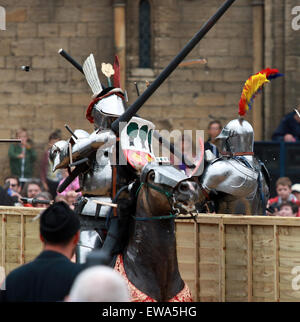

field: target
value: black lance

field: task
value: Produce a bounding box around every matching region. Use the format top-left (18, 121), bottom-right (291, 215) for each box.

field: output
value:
top-left (111, 0), bottom-right (236, 133)
top-left (110, 0), bottom-right (235, 167)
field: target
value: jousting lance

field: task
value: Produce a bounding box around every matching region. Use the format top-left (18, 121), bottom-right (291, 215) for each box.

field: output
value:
top-left (111, 0), bottom-right (236, 133)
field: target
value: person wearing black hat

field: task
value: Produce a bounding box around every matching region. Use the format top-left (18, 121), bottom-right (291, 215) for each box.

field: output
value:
top-left (0, 202), bottom-right (85, 302)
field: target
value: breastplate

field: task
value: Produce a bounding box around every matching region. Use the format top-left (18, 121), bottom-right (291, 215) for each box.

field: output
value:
top-left (202, 158), bottom-right (258, 198)
top-left (218, 159), bottom-right (258, 197)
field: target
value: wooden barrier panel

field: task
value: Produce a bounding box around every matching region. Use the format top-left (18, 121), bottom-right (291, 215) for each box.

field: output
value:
top-left (0, 206), bottom-right (43, 277)
top-left (176, 214), bottom-right (300, 302)
top-left (2, 207), bottom-right (300, 302)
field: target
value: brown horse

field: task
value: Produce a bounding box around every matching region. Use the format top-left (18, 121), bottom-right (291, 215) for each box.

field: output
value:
top-left (115, 163), bottom-right (199, 302)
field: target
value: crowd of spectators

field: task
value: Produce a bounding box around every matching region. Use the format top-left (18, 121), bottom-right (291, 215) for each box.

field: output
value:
top-left (2, 129), bottom-right (81, 210)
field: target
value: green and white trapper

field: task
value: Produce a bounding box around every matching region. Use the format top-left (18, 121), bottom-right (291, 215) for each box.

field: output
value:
top-left (121, 117), bottom-right (166, 171)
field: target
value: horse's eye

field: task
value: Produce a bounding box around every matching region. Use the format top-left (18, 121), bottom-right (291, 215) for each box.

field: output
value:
top-left (149, 172), bottom-right (155, 181)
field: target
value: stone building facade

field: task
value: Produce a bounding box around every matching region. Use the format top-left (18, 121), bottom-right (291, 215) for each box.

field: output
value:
top-left (0, 0), bottom-right (298, 180)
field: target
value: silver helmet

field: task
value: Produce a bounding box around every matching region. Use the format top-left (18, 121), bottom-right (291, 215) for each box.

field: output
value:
top-left (93, 88), bottom-right (125, 117)
top-left (216, 118), bottom-right (254, 154)
top-left (83, 54), bottom-right (125, 128)
top-left (90, 89), bottom-right (125, 129)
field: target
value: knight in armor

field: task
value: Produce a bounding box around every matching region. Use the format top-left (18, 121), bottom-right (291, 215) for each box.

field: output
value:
top-left (199, 68), bottom-right (283, 215)
top-left (49, 54), bottom-right (138, 263)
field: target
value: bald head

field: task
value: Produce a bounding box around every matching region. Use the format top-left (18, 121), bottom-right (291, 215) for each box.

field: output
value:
top-left (67, 266), bottom-right (130, 302)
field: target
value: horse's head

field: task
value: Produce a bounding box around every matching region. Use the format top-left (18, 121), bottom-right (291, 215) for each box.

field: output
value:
top-left (139, 163), bottom-right (200, 215)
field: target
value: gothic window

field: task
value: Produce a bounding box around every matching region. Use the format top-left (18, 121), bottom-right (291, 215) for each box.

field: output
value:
top-left (139, 0), bottom-right (151, 68)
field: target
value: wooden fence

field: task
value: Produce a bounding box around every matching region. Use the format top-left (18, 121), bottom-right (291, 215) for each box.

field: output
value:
top-left (0, 206), bottom-right (42, 276)
top-left (1, 207), bottom-right (300, 302)
top-left (176, 214), bottom-right (300, 302)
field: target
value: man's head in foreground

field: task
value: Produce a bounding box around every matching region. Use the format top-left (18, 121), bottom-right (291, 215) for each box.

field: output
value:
top-left (67, 266), bottom-right (130, 302)
top-left (40, 201), bottom-right (80, 260)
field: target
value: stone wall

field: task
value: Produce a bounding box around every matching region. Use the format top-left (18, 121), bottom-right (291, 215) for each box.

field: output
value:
top-left (0, 0), bottom-right (114, 179)
top-left (0, 0), bottom-right (297, 182)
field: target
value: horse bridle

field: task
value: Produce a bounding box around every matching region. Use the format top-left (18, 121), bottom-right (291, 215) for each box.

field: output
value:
top-left (133, 180), bottom-right (181, 221)
top-left (133, 163), bottom-right (199, 221)
top-left (106, 164), bottom-right (198, 222)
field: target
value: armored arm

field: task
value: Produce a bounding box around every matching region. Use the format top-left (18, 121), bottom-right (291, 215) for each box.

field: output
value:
top-left (50, 129), bottom-right (116, 171)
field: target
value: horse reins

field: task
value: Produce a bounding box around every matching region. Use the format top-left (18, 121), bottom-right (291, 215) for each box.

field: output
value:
top-left (133, 181), bottom-right (179, 221)
top-left (133, 181), bottom-right (198, 222)
top-left (105, 180), bottom-right (197, 223)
